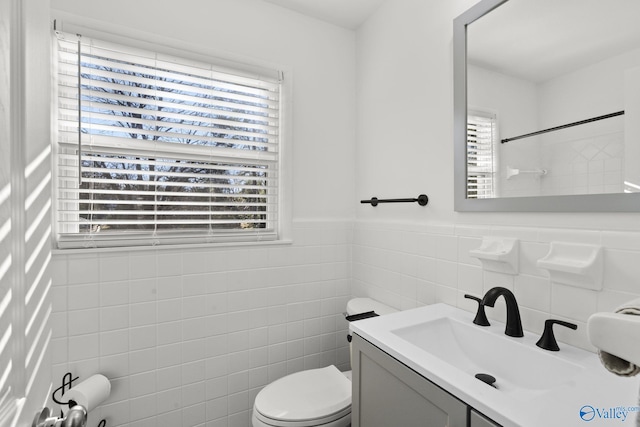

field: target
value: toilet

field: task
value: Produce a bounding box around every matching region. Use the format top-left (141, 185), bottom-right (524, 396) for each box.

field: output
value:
top-left (252, 298), bottom-right (397, 427)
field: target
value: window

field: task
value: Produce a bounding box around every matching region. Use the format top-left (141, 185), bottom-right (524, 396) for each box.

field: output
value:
top-left (466, 112), bottom-right (497, 199)
top-left (54, 32), bottom-right (282, 248)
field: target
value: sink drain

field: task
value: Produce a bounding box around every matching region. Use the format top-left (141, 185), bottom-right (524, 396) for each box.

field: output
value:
top-left (475, 373), bottom-right (497, 388)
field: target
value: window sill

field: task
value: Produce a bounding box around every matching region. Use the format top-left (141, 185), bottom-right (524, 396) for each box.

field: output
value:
top-left (51, 238), bottom-right (293, 256)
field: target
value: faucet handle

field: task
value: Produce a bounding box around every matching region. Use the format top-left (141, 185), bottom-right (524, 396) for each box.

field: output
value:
top-left (464, 294), bottom-right (490, 327)
top-left (536, 319), bottom-right (578, 351)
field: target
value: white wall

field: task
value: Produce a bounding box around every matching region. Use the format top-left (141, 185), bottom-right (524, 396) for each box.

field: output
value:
top-left (467, 64), bottom-right (541, 197)
top-left (356, 0), bottom-right (640, 231)
top-left (50, 223), bottom-right (352, 427)
top-left (356, 0), bottom-right (468, 222)
top-left (535, 48), bottom-right (640, 196)
top-left (538, 48), bottom-right (640, 129)
top-left (354, 0), bottom-right (640, 351)
top-left (2, 0), bottom-right (53, 426)
top-left (40, 1), bottom-right (640, 427)
top-left (48, 1), bottom-right (357, 426)
top-left (467, 46), bottom-right (640, 197)
top-left (625, 66), bottom-right (640, 189)
top-left (52, 0), bottom-right (357, 221)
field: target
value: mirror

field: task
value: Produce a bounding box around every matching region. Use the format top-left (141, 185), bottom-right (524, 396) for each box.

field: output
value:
top-left (454, 0), bottom-right (640, 211)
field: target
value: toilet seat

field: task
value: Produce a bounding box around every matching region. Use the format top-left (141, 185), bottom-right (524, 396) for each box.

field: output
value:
top-left (252, 406), bottom-right (350, 427)
top-left (252, 365), bottom-right (351, 427)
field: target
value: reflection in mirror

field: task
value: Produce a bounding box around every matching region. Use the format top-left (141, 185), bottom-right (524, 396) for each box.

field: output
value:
top-left (454, 0), bottom-right (640, 211)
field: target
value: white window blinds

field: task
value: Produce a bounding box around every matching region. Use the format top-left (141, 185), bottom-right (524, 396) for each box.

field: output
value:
top-left (466, 112), bottom-right (496, 199)
top-left (54, 32), bottom-right (281, 248)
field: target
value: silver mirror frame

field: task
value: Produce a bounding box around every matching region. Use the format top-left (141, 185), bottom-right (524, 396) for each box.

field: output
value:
top-left (453, 0), bottom-right (640, 212)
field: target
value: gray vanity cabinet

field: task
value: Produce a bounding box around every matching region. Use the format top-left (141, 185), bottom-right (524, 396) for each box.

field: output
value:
top-left (470, 410), bottom-right (501, 427)
top-left (351, 333), bottom-right (467, 427)
top-left (351, 333), bottom-right (502, 427)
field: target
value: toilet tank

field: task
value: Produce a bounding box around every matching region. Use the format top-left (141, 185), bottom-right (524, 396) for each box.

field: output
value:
top-left (346, 298), bottom-right (397, 369)
top-left (346, 297), bottom-right (397, 316)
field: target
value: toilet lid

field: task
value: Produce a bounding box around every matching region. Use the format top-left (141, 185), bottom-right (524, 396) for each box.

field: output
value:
top-left (254, 365), bottom-right (351, 422)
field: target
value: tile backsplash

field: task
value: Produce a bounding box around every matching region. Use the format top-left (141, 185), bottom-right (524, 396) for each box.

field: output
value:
top-left (50, 220), bottom-right (352, 427)
top-left (539, 126), bottom-right (624, 196)
top-left (352, 220), bottom-right (640, 352)
top-left (49, 218), bottom-right (640, 427)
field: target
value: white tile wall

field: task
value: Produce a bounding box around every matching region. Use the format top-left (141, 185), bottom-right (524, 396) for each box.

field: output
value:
top-left (50, 218), bottom-right (640, 427)
top-left (540, 125), bottom-right (624, 196)
top-left (50, 221), bottom-right (352, 427)
top-left (352, 220), bottom-right (640, 352)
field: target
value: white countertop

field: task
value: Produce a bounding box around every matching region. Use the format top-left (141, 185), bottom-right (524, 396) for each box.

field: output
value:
top-left (349, 303), bottom-right (640, 427)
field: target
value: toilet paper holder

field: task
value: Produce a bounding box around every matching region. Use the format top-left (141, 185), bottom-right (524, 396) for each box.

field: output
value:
top-left (35, 372), bottom-right (110, 427)
top-left (32, 405), bottom-right (87, 427)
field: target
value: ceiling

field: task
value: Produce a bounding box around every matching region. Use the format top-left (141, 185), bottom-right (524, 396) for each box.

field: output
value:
top-left (261, 0), bottom-right (640, 82)
top-left (261, 0), bottom-right (386, 30)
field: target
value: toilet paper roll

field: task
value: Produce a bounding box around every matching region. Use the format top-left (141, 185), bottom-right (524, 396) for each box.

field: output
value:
top-left (64, 374), bottom-right (111, 412)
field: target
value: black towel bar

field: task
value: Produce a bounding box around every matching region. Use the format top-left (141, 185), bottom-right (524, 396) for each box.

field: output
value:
top-left (361, 194), bottom-right (429, 207)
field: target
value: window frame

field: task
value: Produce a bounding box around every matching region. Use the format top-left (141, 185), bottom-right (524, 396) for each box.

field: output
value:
top-left (51, 20), bottom-right (292, 250)
top-left (466, 110), bottom-right (498, 199)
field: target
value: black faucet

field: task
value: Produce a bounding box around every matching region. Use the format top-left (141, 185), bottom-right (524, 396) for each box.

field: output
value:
top-left (536, 319), bottom-right (577, 351)
top-left (464, 294), bottom-right (490, 327)
top-left (482, 287), bottom-right (523, 337)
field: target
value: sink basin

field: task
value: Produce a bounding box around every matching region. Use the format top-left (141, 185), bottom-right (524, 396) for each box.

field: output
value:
top-left (391, 315), bottom-right (584, 399)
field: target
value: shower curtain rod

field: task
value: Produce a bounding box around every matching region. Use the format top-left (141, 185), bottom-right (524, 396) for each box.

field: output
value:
top-left (501, 110), bottom-right (624, 144)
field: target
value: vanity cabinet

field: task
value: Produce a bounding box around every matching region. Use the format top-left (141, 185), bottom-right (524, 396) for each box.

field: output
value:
top-left (470, 409), bottom-right (500, 427)
top-left (351, 333), bottom-right (501, 427)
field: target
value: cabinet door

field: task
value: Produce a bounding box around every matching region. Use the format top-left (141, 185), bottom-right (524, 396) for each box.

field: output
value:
top-left (470, 409), bottom-right (501, 427)
top-left (352, 334), bottom-right (467, 427)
